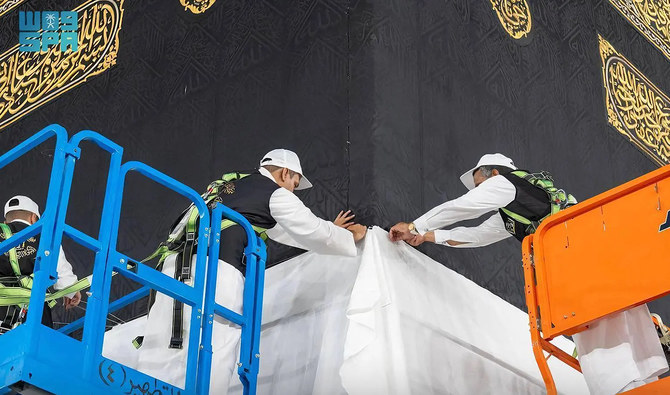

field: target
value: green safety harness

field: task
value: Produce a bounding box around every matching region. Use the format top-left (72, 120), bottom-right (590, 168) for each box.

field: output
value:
top-left (499, 170), bottom-right (577, 236)
top-left (0, 223), bottom-right (92, 331)
top-left (136, 172), bottom-right (269, 349)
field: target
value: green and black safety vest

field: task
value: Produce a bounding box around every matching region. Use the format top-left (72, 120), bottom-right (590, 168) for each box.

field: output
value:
top-left (139, 170), bottom-right (280, 349)
top-left (498, 170), bottom-right (577, 242)
top-left (0, 221), bottom-right (91, 331)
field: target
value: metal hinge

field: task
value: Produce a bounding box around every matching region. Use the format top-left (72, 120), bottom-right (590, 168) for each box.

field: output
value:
top-left (63, 143), bottom-right (81, 159)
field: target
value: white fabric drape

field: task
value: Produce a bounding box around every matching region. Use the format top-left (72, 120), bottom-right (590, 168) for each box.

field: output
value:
top-left (104, 226), bottom-right (588, 394)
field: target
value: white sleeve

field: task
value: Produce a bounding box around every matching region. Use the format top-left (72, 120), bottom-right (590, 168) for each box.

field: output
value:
top-left (265, 188), bottom-right (357, 256)
top-left (53, 246), bottom-right (78, 297)
top-left (413, 175), bottom-right (517, 234)
top-left (433, 213), bottom-right (513, 248)
top-left (265, 222), bottom-right (305, 250)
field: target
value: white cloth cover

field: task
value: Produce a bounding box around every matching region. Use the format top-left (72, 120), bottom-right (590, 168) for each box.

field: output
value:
top-left (573, 304), bottom-right (668, 395)
top-left (130, 254), bottom-right (245, 392)
top-left (106, 227), bottom-right (591, 394)
top-left (102, 313), bottom-right (145, 369)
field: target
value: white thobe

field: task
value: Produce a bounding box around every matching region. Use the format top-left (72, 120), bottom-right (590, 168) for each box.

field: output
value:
top-left (412, 174), bottom-right (668, 394)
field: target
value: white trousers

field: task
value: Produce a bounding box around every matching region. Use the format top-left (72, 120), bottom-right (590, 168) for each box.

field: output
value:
top-left (573, 304), bottom-right (668, 395)
top-left (136, 254), bottom-right (245, 394)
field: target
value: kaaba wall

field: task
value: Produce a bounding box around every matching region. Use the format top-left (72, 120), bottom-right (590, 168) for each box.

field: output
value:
top-left (1, 0), bottom-right (669, 328)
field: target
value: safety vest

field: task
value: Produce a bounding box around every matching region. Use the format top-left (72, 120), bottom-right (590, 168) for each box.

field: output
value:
top-left (144, 172), bottom-right (270, 272)
top-left (498, 170), bottom-right (577, 242)
top-left (0, 223), bottom-right (91, 331)
top-left (139, 171), bottom-right (277, 349)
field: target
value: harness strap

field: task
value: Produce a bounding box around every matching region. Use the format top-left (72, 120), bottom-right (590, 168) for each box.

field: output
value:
top-left (0, 275), bottom-right (92, 307)
top-left (153, 172), bottom-right (254, 350)
top-left (142, 245), bottom-right (171, 265)
top-left (168, 209), bottom-right (200, 349)
top-left (164, 225), bottom-right (267, 350)
top-left (180, 208), bottom-right (200, 282)
top-left (0, 224), bottom-right (31, 290)
top-left (0, 224), bottom-right (49, 308)
top-left (220, 220), bottom-right (268, 241)
top-left (170, 254), bottom-right (185, 349)
top-left (502, 171), bottom-right (577, 234)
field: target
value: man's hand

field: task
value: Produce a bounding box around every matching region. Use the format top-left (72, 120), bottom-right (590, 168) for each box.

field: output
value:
top-left (63, 291), bottom-right (81, 310)
top-left (389, 222), bottom-right (412, 242)
top-left (347, 224), bottom-right (367, 242)
top-left (334, 210), bottom-right (355, 228)
top-left (408, 231), bottom-right (435, 247)
top-left (408, 233), bottom-right (425, 246)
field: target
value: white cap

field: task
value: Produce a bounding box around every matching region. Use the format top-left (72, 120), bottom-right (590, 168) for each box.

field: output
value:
top-left (4, 195), bottom-right (40, 219)
top-left (459, 153), bottom-right (516, 190)
top-left (259, 149), bottom-right (313, 190)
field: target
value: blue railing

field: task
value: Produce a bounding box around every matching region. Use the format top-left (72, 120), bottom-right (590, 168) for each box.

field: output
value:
top-left (198, 203), bottom-right (267, 394)
top-left (0, 124), bottom-right (70, 357)
top-left (0, 125), bottom-right (266, 394)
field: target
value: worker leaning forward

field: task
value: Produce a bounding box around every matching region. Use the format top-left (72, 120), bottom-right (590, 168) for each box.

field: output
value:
top-left (390, 153), bottom-right (668, 395)
top-left (136, 149), bottom-right (367, 392)
top-left (0, 196), bottom-right (81, 332)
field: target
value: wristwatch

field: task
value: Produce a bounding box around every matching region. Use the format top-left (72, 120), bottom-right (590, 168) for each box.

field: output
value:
top-left (408, 222), bottom-right (419, 235)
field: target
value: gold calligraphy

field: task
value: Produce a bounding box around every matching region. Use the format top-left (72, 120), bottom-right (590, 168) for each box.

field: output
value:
top-left (600, 35), bottom-right (670, 166)
top-left (0, 0), bottom-right (124, 131)
top-left (0, 0), bottom-right (26, 18)
top-left (489, 0), bottom-right (532, 40)
top-left (608, 0), bottom-right (670, 61)
top-left (180, 0), bottom-right (216, 14)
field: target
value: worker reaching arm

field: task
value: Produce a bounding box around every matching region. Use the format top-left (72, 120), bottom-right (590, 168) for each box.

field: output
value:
top-left (389, 157), bottom-right (517, 246)
top-left (389, 153), bottom-right (667, 394)
top-left (137, 149), bottom-right (366, 393)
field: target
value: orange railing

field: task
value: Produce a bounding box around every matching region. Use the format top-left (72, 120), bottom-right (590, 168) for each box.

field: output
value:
top-left (523, 165), bottom-right (670, 394)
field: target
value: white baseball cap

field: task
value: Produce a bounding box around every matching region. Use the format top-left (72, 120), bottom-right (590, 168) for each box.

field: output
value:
top-left (260, 149), bottom-right (313, 190)
top-left (459, 153), bottom-right (516, 190)
top-left (4, 195), bottom-right (41, 219)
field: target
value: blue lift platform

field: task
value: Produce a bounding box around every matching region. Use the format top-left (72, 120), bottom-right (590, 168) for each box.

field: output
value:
top-left (0, 125), bottom-right (267, 394)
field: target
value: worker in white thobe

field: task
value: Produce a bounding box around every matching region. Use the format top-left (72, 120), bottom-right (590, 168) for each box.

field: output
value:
top-left (137, 149), bottom-right (367, 393)
top-left (390, 153), bottom-right (668, 395)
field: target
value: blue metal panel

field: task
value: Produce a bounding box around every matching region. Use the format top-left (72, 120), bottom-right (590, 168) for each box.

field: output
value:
top-left (196, 203), bottom-right (267, 395)
top-left (0, 124), bottom-right (68, 171)
top-left (110, 256), bottom-right (200, 305)
top-left (0, 219), bottom-right (43, 255)
top-left (66, 131), bottom-right (125, 381)
top-left (196, 203), bottom-right (223, 395)
top-left (212, 302), bottom-right (245, 326)
top-left (57, 286), bottom-right (151, 335)
top-left (0, 326), bottom-right (184, 394)
top-left (0, 124), bottom-right (70, 387)
top-left (108, 160), bottom-right (211, 393)
top-left (0, 125), bottom-right (70, 360)
top-left (63, 224), bottom-right (103, 252)
top-left (0, 126), bottom-right (265, 395)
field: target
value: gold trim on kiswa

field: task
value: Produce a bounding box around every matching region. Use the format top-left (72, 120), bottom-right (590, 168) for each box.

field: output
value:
top-left (0, 0), bottom-right (27, 18)
top-left (600, 35), bottom-right (670, 166)
top-left (0, 0), bottom-right (124, 131)
top-left (608, 0), bottom-right (670, 62)
top-left (489, 0), bottom-right (532, 40)
top-left (180, 0), bottom-right (216, 14)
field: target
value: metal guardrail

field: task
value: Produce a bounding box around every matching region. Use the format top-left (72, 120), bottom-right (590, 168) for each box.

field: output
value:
top-left (0, 125), bottom-right (266, 394)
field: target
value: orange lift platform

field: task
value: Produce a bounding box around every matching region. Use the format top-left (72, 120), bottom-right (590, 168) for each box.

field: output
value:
top-left (523, 165), bottom-right (670, 394)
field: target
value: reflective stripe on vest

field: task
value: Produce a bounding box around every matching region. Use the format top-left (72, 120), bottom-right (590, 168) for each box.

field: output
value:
top-left (0, 224), bottom-right (92, 309)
